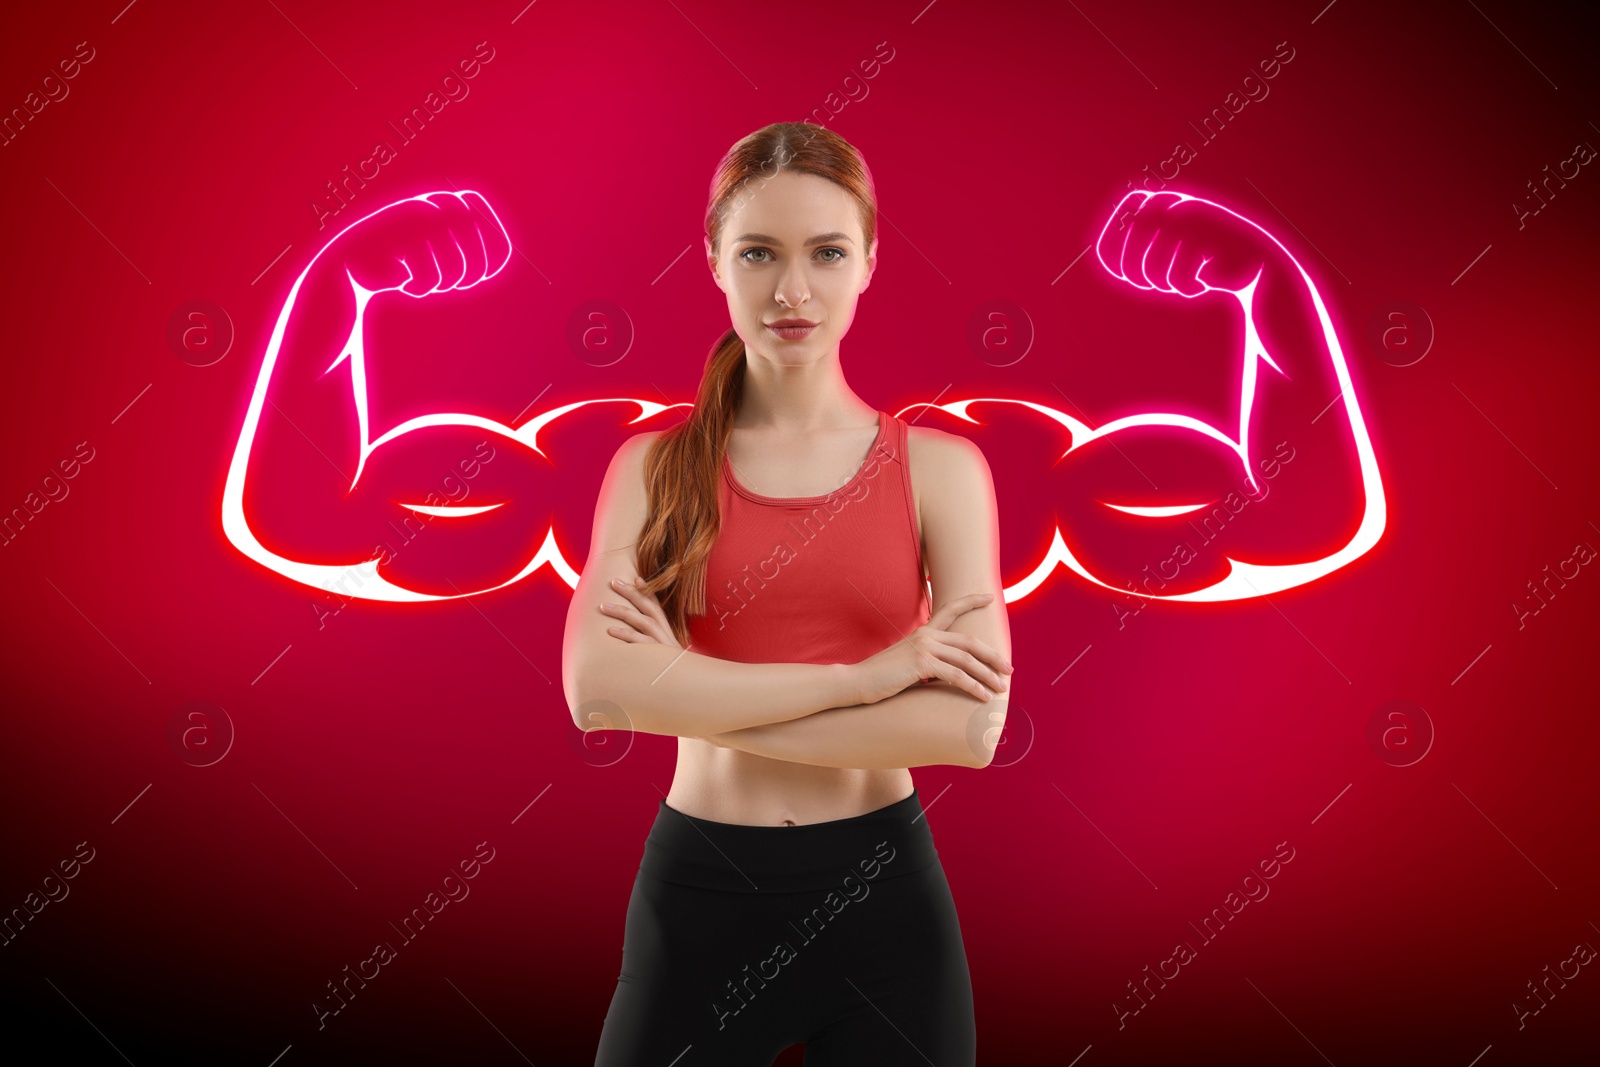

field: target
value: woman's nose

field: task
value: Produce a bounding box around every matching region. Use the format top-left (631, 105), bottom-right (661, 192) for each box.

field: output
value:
top-left (774, 280), bottom-right (811, 307)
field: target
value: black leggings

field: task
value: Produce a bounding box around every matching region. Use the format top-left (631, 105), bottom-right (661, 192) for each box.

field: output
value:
top-left (593, 789), bottom-right (975, 1066)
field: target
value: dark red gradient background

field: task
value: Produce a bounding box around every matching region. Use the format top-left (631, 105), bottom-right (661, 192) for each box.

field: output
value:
top-left (2, 2), bottom-right (1597, 1064)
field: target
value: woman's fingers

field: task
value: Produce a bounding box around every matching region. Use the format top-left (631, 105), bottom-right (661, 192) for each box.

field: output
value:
top-left (940, 641), bottom-right (1009, 694)
top-left (939, 631), bottom-right (1014, 679)
top-left (928, 592), bottom-right (994, 630)
top-left (610, 578), bottom-right (668, 623)
top-left (934, 591), bottom-right (992, 627)
top-left (602, 577), bottom-right (682, 649)
top-left (902, 592), bottom-right (1014, 702)
top-left (599, 600), bottom-right (661, 639)
top-left (927, 654), bottom-right (996, 702)
top-left (911, 628), bottom-right (1011, 698)
top-left (924, 638), bottom-right (1007, 696)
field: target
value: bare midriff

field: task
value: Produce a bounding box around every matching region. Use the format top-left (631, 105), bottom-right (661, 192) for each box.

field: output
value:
top-left (665, 738), bottom-right (914, 826)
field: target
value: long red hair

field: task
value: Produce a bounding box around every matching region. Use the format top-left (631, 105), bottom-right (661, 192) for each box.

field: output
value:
top-left (634, 122), bottom-right (879, 646)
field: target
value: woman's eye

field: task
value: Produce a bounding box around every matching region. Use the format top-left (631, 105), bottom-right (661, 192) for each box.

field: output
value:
top-left (739, 248), bottom-right (770, 263)
top-left (817, 247), bottom-right (845, 263)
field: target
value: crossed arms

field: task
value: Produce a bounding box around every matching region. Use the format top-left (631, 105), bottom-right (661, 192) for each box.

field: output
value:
top-left (560, 429), bottom-right (1012, 769)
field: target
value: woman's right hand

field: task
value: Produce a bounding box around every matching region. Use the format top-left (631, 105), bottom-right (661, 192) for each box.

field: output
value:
top-left (848, 592), bottom-right (1014, 706)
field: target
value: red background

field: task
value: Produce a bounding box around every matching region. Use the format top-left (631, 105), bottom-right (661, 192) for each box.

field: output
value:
top-left (2, 1), bottom-right (1596, 1064)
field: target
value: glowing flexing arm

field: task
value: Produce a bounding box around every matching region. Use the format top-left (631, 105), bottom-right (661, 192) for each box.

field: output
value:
top-left (1000, 189), bottom-right (1384, 604)
top-left (221, 191), bottom-right (579, 601)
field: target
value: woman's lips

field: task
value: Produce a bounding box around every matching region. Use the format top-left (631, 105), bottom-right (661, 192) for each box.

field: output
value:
top-left (766, 323), bottom-right (816, 340)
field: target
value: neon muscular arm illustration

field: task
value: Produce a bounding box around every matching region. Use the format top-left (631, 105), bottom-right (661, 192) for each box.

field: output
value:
top-left (221, 191), bottom-right (569, 601)
top-left (1017, 189), bottom-right (1382, 604)
top-left (696, 433), bottom-right (1013, 770)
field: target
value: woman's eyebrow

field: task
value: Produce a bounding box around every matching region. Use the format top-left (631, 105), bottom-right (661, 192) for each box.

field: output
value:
top-left (732, 232), bottom-right (854, 246)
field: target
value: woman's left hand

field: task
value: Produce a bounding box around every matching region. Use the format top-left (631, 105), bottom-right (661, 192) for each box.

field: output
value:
top-left (599, 577), bottom-right (683, 650)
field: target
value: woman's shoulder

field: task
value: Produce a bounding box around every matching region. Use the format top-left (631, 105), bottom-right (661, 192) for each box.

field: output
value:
top-left (593, 430), bottom-right (668, 523)
top-left (622, 428), bottom-right (667, 452)
top-left (904, 422), bottom-right (992, 482)
top-left (611, 429), bottom-right (667, 468)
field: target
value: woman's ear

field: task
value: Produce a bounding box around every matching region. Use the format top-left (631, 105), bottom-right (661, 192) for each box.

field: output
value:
top-left (705, 236), bottom-right (725, 292)
top-left (860, 237), bottom-right (879, 292)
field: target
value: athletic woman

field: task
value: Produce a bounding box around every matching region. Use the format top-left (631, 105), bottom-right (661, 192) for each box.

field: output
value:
top-left (562, 122), bottom-right (1014, 1066)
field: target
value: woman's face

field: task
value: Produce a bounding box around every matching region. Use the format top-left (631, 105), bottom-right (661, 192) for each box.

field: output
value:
top-left (707, 169), bottom-right (876, 366)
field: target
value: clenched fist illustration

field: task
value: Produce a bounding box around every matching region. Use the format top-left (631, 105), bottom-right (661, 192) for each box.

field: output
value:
top-left (1097, 190), bottom-right (1284, 297)
top-left (330, 190), bottom-right (514, 297)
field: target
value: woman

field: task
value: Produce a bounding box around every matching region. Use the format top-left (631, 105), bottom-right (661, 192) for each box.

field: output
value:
top-left (562, 122), bottom-right (1014, 1065)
